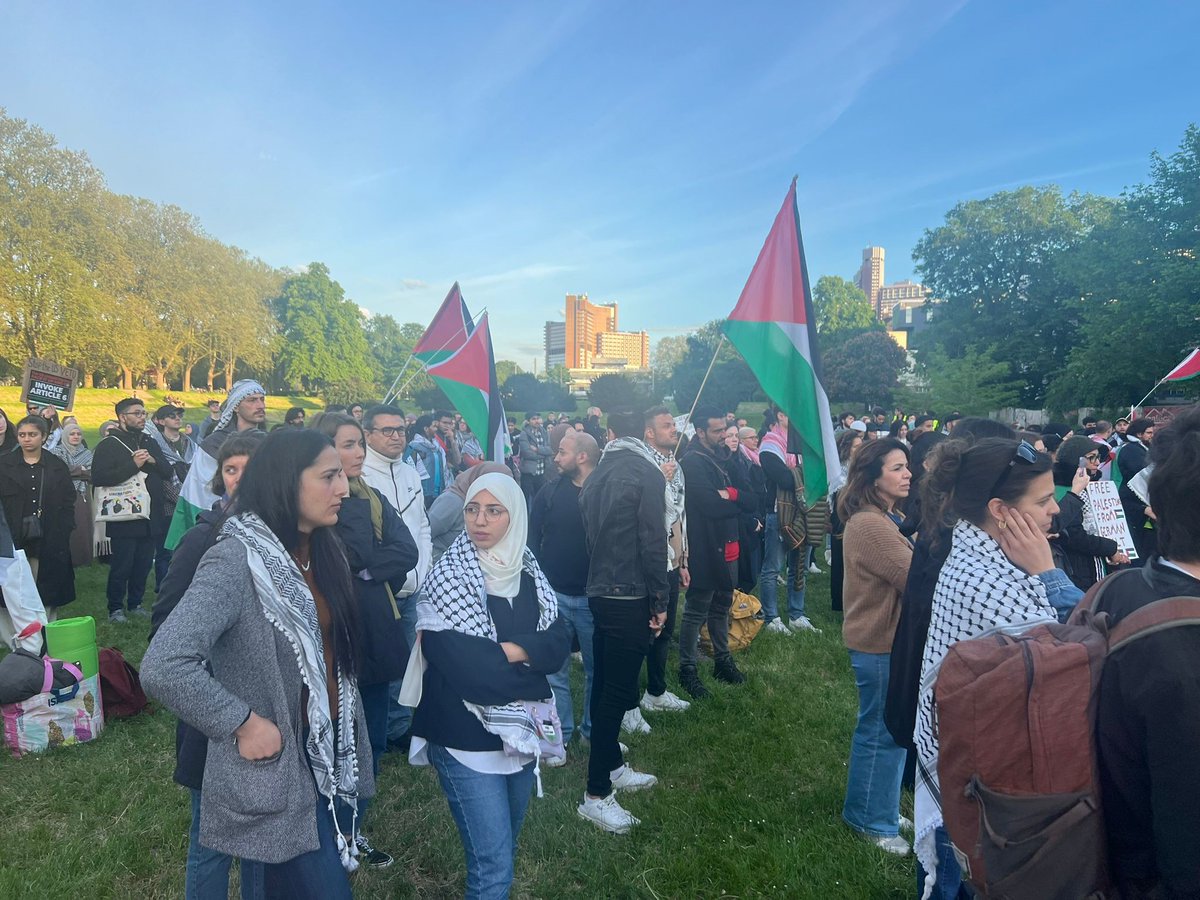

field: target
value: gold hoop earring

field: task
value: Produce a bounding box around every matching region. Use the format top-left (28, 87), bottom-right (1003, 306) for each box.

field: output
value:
top-left (997, 519), bottom-right (1007, 530)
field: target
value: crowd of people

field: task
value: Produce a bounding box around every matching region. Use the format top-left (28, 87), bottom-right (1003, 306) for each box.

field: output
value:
top-left (1, 387), bottom-right (1196, 899)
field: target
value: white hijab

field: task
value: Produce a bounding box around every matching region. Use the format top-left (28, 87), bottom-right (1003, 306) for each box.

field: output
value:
top-left (463, 472), bottom-right (526, 598)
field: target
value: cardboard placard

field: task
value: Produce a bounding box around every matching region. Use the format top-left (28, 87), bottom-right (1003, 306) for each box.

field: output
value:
top-left (1083, 480), bottom-right (1138, 561)
top-left (20, 359), bottom-right (78, 412)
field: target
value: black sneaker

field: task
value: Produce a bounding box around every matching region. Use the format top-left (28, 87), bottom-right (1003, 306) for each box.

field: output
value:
top-left (678, 666), bottom-right (711, 699)
top-left (355, 834), bottom-right (393, 869)
top-left (713, 657), bottom-right (746, 685)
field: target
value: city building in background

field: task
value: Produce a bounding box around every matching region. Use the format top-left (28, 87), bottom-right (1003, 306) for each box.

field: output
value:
top-left (546, 293), bottom-right (651, 391)
top-left (544, 321), bottom-right (566, 371)
top-left (855, 246), bottom-right (886, 319)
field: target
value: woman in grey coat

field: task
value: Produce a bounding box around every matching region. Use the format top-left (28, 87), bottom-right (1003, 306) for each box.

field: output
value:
top-left (142, 429), bottom-right (374, 899)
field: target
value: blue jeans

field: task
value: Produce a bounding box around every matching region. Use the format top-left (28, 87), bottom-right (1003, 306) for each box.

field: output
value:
top-left (843, 650), bottom-right (906, 837)
top-left (336, 680), bottom-right (387, 835)
top-left (429, 743), bottom-right (536, 900)
top-left (758, 513), bottom-right (807, 621)
top-left (917, 826), bottom-right (970, 899)
top-left (546, 592), bottom-right (594, 744)
top-left (387, 591), bottom-right (422, 744)
top-left (240, 786), bottom-right (351, 900)
top-left (187, 788), bottom-right (260, 900)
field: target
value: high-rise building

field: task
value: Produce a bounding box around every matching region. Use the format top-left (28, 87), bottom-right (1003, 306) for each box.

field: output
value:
top-left (565, 293), bottom-right (618, 368)
top-left (877, 280), bottom-right (927, 320)
top-left (544, 321), bottom-right (566, 371)
top-left (855, 247), bottom-right (886, 319)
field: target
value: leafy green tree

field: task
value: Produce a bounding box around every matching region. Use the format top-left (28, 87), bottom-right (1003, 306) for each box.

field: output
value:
top-left (271, 263), bottom-right (374, 393)
top-left (904, 346), bottom-right (1022, 416)
top-left (813, 275), bottom-right (874, 333)
top-left (502, 372), bottom-right (547, 412)
top-left (588, 374), bottom-right (649, 412)
top-left (495, 360), bottom-right (524, 386)
top-left (822, 331), bottom-right (907, 408)
top-left (670, 330), bottom-right (760, 414)
top-left (651, 334), bottom-right (689, 383)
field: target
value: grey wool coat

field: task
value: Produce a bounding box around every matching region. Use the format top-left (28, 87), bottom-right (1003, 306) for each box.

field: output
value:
top-left (141, 536), bottom-right (375, 864)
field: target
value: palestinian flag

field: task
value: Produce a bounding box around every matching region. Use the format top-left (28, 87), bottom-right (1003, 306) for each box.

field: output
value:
top-left (164, 449), bottom-right (218, 550)
top-left (1163, 348), bottom-right (1200, 383)
top-left (426, 313), bottom-right (509, 461)
top-left (723, 178), bottom-right (841, 503)
top-left (414, 282), bottom-right (474, 366)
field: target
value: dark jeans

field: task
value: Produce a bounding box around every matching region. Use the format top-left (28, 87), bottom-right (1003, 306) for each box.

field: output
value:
top-left (336, 680), bottom-right (387, 835)
top-left (587, 596), bottom-right (652, 798)
top-left (155, 542), bottom-right (173, 593)
top-left (678, 562), bottom-right (737, 669)
top-left (519, 472), bottom-right (544, 509)
top-left (107, 535), bottom-right (156, 612)
top-left (645, 569), bottom-right (681, 697)
top-left (187, 788), bottom-right (259, 900)
top-left (916, 825), bottom-right (972, 899)
top-left (242, 785), bottom-right (352, 900)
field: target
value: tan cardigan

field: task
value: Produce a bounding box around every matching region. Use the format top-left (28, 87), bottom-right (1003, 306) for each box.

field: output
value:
top-left (841, 508), bottom-right (913, 653)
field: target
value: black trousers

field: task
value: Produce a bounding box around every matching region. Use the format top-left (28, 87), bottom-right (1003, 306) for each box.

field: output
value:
top-left (107, 535), bottom-right (156, 612)
top-left (587, 596), bottom-right (652, 798)
top-left (645, 569), bottom-right (681, 697)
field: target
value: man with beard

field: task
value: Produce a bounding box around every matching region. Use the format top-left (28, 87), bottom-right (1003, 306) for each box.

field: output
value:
top-left (92, 398), bottom-right (174, 622)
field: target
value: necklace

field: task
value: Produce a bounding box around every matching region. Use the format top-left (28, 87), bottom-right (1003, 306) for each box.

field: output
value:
top-left (290, 550), bottom-right (311, 572)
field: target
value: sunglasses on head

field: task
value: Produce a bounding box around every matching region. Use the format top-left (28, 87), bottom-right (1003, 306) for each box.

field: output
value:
top-left (988, 440), bottom-right (1039, 499)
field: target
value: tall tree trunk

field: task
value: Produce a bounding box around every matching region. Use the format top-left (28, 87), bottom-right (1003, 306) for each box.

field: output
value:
top-left (120, 366), bottom-right (133, 390)
top-left (224, 358), bottom-right (236, 389)
top-left (83, 371), bottom-right (94, 388)
top-left (206, 356), bottom-right (217, 391)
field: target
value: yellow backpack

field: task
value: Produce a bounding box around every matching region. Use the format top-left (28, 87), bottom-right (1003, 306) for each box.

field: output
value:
top-left (700, 589), bottom-right (763, 654)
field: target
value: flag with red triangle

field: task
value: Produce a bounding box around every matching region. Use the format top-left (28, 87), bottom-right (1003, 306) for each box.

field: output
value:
top-left (426, 313), bottom-right (509, 461)
top-left (414, 282), bottom-right (474, 366)
top-left (722, 179), bottom-right (840, 503)
top-left (1163, 348), bottom-right (1200, 382)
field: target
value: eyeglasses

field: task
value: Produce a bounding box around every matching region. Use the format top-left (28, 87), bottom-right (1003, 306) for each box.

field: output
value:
top-left (370, 426), bottom-right (405, 438)
top-left (1084, 452), bottom-right (1100, 462)
top-left (988, 440), bottom-right (1039, 499)
top-left (123, 410), bottom-right (147, 418)
top-left (464, 503), bottom-right (508, 521)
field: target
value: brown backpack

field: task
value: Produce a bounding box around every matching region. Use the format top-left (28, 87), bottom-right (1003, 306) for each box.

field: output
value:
top-left (934, 569), bottom-right (1200, 899)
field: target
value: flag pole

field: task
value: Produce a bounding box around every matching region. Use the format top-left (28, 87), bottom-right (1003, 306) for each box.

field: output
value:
top-left (1130, 378), bottom-right (1165, 418)
top-left (674, 335), bottom-right (725, 455)
top-left (380, 354), bottom-right (415, 405)
top-left (385, 305), bottom-right (489, 404)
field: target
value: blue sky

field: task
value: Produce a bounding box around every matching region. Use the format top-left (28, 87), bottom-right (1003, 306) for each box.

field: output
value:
top-left (1, 1), bottom-right (1195, 366)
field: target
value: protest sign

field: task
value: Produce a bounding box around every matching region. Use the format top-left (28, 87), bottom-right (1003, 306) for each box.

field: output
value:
top-left (20, 359), bottom-right (78, 412)
top-left (1084, 480), bottom-right (1138, 561)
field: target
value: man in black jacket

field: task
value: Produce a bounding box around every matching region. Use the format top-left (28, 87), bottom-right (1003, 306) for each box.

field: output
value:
top-left (577, 410), bottom-right (667, 834)
top-left (1095, 405), bottom-right (1200, 898)
top-left (92, 398), bottom-right (174, 622)
top-left (677, 406), bottom-right (754, 698)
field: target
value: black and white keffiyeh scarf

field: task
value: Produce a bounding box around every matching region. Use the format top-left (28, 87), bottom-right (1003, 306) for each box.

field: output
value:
top-left (221, 512), bottom-right (363, 872)
top-left (648, 443), bottom-right (686, 568)
top-left (913, 519), bottom-right (1055, 897)
top-left (215, 379), bottom-right (266, 433)
top-left (413, 531), bottom-right (558, 757)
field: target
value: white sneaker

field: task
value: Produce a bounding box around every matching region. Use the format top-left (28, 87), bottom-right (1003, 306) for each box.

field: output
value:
top-left (899, 815), bottom-right (914, 834)
top-left (807, 562), bottom-right (823, 574)
top-left (789, 616), bottom-right (822, 634)
top-left (544, 751), bottom-right (568, 768)
top-left (609, 764), bottom-right (657, 792)
top-left (621, 707), bottom-right (652, 735)
top-left (764, 617), bottom-right (793, 635)
top-left (862, 832), bottom-right (910, 856)
top-left (578, 793), bottom-right (640, 834)
top-left (640, 690), bottom-right (690, 712)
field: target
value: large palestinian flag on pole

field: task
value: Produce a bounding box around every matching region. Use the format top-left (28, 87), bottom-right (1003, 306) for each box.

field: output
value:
top-left (722, 178), bottom-right (841, 503)
top-left (414, 282), bottom-right (474, 366)
top-left (1163, 348), bottom-right (1200, 383)
top-left (426, 313), bottom-right (509, 461)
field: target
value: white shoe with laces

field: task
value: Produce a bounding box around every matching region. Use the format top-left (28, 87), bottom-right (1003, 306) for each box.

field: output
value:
top-left (609, 764), bottom-right (657, 792)
top-left (578, 793), bottom-right (640, 834)
top-left (789, 616), bottom-right (822, 634)
top-left (621, 707), bottom-right (652, 734)
top-left (640, 689), bottom-right (690, 712)
top-left (765, 617), bottom-right (793, 635)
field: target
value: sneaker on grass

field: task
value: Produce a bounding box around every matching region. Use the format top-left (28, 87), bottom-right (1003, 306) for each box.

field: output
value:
top-left (678, 666), bottom-right (711, 700)
top-left (355, 834), bottom-right (393, 868)
top-left (620, 707), bottom-right (651, 735)
top-left (807, 562), bottom-right (823, 574)
top-left (764, 617), bottom-right (792, 635)
top-left (610, 764), bottom-right (657, 792)
top-left (129, 607), bottom-right (151, 619)
top-left (788, 616), bottom-right (822, 634)
top-left (544, 752), bottom-right (568, 768)
top-left (640, 690), bottom-right (690, 712)
top-left (578, 793), bottom-right (640, 834)
top-left (860, 832), bottom-right (910, 856)
top-left (109, 610), bottom-right (128, 624)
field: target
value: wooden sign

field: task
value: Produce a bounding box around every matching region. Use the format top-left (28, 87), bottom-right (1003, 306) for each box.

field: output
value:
top-left (20, 359), bottom-right (79, 412)
top-left (1084, 480), bottom-right (1138, 561)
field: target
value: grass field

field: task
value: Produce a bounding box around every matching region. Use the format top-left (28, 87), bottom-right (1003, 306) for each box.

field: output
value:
top-left (0, 558), bottom-right (916, 899)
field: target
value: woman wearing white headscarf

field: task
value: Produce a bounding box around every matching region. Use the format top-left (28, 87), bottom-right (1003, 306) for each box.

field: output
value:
top-left (51, 422), bottom-right (94, 566)
top-left (407, 471), bottom-right (568, 900)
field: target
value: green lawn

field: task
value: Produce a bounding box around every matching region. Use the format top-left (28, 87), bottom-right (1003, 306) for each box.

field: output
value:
top-left (0, 561), bottom-right (915, 898)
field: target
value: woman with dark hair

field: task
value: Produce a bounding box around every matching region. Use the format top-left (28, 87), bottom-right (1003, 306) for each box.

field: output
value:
top-left (314, 413), bottom-right (418, 868)
top-left (912, 437), bottom-right (1083, 898)
top-left (837, 438), bottom-right (913, 855)
top-left (51, 422), bottom-right (94, 567)
top-left (407, 471), bottom-right (568, 899)
top-left (1051, 436), bottom-right (1128, 591)
top-left (0, 407), bottom-right (16, 454)
top-left (0, 414), bottom-right (77, 614)
top-left (887, 419), bottom-right (909, 445)
top-left (149, 428), bottom-right (265, 900)
top-left (142, 429), bottom-right (372, 899)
